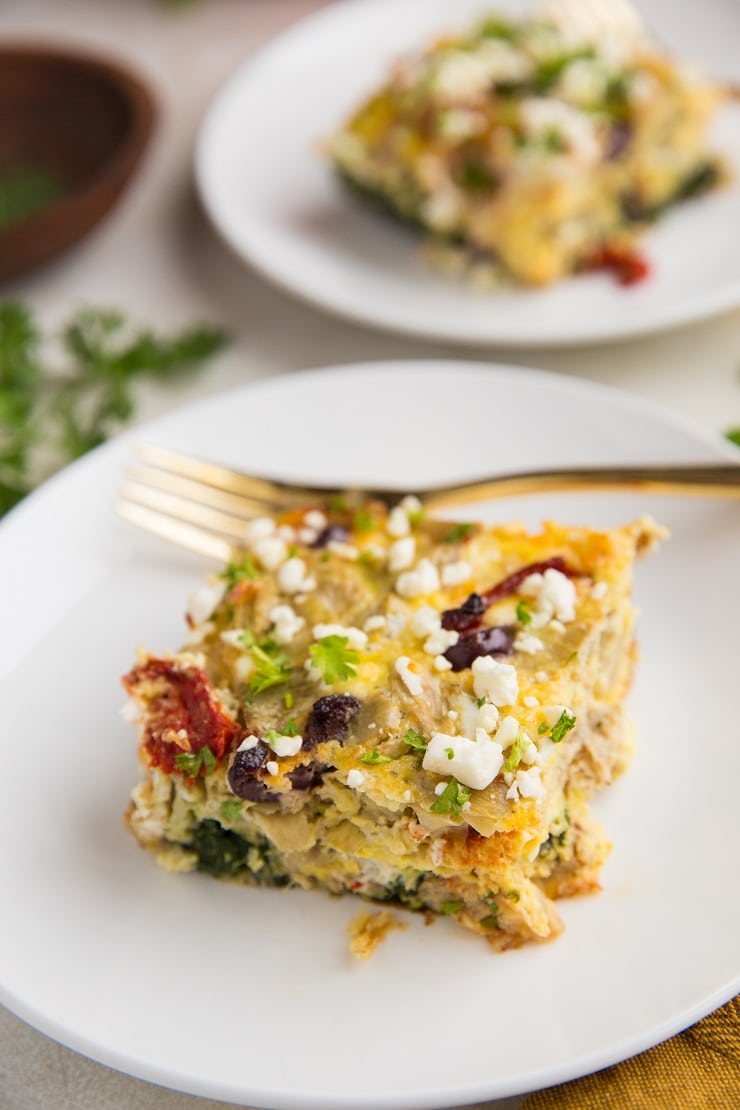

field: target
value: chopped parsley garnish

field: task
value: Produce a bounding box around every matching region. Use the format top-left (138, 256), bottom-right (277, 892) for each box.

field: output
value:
top-left (282, 717), bottom-right (299, 736)
top-left (327, 494), bottom-right (348, 512)
top-left (361, 748), bottom-right (392, 765)
top-left (476, 696), bottom-right (486, 708)
top-left (402, 728), bottom-right (428, 752)
top-left (444, 747), bottom-right (455, 761)
top-left (353, 509), bottom-right (374, 533)
top-left (248, 640), bottom-right (291, 697)
top-left (406, 504), bottom-right (426, 525)
top-left (481, 904), bottom-right (499, 929)
top-left (440, 899), bottom-right (463, 915)
top-left (174, 746), bottom-right (216, 777)
top-left (538, 721), bottom-right (549, 735)
top-left (727, 428), bottom-right (740, 448)
top-left (283, 691), bottom-right (294, 709)
top-left (444, 523), bottom-right (476, 543)
top-left (505, 889), bottom-right (520, 902)
top-left (503, 733), bottom-right (528, 772)
top-left (515, 599), bottom-right (533, 626)
top-left (430, 778), bottom-right (470, 819)
top-left (309, 634), bottom-right (360, 685)
top-left (357, 549), bottom-right (377, 566)
top-left (550, 710), bottom-right (577, 743)
top-left (219, 798), bottom-right (243, 822)
top-left (565, 650), bottom-right (579, 665)
top-left (221, 553), bottom-right (260, 590)
top-left (456, 159), bottom-right (496, 194)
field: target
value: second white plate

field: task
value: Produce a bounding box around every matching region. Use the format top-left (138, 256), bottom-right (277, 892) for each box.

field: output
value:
top-left (196, 0), bottom-right (740, 347)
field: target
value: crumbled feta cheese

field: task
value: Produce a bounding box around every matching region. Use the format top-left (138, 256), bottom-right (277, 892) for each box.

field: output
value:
top-left (535, 670), bottom-right (549, 683)
top-left (472, 656), bottom-right (519, 706)
top-left (265, 761), bottom-right (279, 776)
top-left (423, 731), bottom-right (504, 791)
top-left (403, 789), bottom-right (412, 803)
top-left (120, 698), bottom-right (140, 724)
top-left (441, 560), bottom-right (472, 587)
top-left (298, 526), bottom-right (318, 545)
top-left (434, 782), bottom-right (447, 796)
top-left (313, 622), bottom-right (368, 650)
top-left (514, 632), bottom-right (545, 655)
top-left (328, 541), bottom-right (359, 560)
top-left (515, 766), bottom-right (545, 800)
top-left (388, 536), bottom-right (416, 572)
top-left (253, 536), bottom-right (288, 571)
top-left (523, 695), bottom-right (540, 708)
top-left (234, 656), bottom-right (255, 682)
top-left (411, 606), bottom-right (440, 638)
top-left (386, 612), bottom-right (407, 637)
top-left (591, 580), bottom-right (608, 600)
top-left (220, 628), bottom-right (247, 648)
top-left (423, 627), bottom-right (459, 656)
top-left (519, 734), bottom-right (538, 766)
top-left (447, 710), bottom-right (458, 721)
top-left (542, 704), bottom-right (573, 728)
top-left (437, 107), bottom-right (487, 141)
top-left (520, 568), bottom-right (577, 627)
top-left (395, 558), bottom-right (440, 599)
top-left (237, 735), bottom-right (260, 752)
top-left (496, 715), bottom-right (520, 749)
top-left (187, 581), bottom-right (226, 626)
top-left (268, 733), bottom-right (303, 758)
top-left (434, 655), bottom-right (453, 672)
top-left (304, 509), bottom-right (327, 530)
top-left (476, 702), bottom-right (499, 733)
top-left (276, 524), bottom-right (296, 542)
top-left (520, 97), bottom-right (602, 164)
top-left (387, 506), bottom-right (410, 537)
top-left (550, 619), bottom-right (566, 634)
top-left (278, 557), bottom-right (316, 595)
top-left (434, 40), bottom-right (534, 99)
top-left (400, 495), bottom-right (423, 517)
top-left (556, 57), bottom-right (610, 106)
top-left (395, 656), bottom-right (424, 696)
top-left (505, 779), bottom-right (519, 801)
top-left (363, 615), bottom-right (387, 633)
top-left (347, 769), bottom-right (364, 789)
top-left (269, 603), bottom-right (305, 645)
top-left (244, 517), bottom-right (275, 545)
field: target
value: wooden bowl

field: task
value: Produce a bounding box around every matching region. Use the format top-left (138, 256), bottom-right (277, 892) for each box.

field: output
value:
top-left (0, 45), bottom-right (156, 281)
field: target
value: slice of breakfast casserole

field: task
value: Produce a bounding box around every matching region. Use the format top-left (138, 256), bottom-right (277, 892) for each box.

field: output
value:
top-left (123, 500), bottom-right (662, 951)
top-left (330, 0), bottom-right (724, 286)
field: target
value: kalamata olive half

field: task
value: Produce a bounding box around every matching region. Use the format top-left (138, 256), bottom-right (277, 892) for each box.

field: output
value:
top-left (228, 740), bottom-right (279, 802)
top-left (443, 625), bottom-right (516, 671)
top-left (304, 694), bottom-right (361, 749)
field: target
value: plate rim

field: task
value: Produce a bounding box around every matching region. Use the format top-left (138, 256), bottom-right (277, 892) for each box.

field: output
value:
top-left (1, 359), bottom-right (739, 1109)
top-left (194, 0), bottom-right (740, 350)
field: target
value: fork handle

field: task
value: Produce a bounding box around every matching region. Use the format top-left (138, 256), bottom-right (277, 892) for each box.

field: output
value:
top-left (413, 464), bottom-right (740, 511)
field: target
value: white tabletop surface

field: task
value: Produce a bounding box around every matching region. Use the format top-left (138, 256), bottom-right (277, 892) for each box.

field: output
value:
top-left (1, 2), bottom-right (738, 1108)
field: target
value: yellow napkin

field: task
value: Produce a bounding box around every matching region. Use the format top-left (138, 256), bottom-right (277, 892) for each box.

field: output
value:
top-left (523, 996), bottom-right (739, 1109)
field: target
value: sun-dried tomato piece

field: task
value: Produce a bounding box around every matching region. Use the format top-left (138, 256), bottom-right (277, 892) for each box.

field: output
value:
top-left (122, 658), bottom-right (243, 773)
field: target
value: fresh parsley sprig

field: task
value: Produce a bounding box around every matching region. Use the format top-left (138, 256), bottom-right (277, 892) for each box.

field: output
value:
top-left (309, 635), bottom-right (360, 685)
top-left (430, 777), bottom-right (470, 819)
top-left (0, 302), bottom-right (228, 517)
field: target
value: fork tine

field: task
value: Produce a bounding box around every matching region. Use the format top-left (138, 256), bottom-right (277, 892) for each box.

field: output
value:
top-left (126, 463), bottom-right (278, 521)
top-left (117, 500), bottom-right (235, 562)
top-left (121, 481), bottom-right (255, 542)
top-left (135, 444), bottom-right (318, 509)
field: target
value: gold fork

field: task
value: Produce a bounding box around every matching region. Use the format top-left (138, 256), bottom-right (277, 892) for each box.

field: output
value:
top-left (117, 444), bottom-right (740, 562)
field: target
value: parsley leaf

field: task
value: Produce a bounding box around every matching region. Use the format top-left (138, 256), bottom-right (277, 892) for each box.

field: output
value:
top-left (503, 733), bottom-right (528, 772)
top-left (550, 710), bottom-right (576, 743)
top-left (309, 635), bottom-right (360, 685)
top-left (444, 747), bottom-right (455, 760)
top-left (538, 721), bottom-right (549, 735)
top-left (174, 746), bottom-right (216, 777)
top-left (402, 728), bottom-right (428, 752)
top-left (282, 717), bottom-right (298, 736)
top-left (480, 900), bottom-right (499, 929)
top-left (221, 553), bottom-right (260, 589)
top-left (444, 523), bottom-right (475, 543)
top-left (515, 599), bottom-right (533, 626)
top-left (430, 778), bottom-right (470, 819)
top-left (361, 748), bottom-right (392, 765)
top-left (727, 428), bottom-right (740, 448)
top-left (219, 798), bottom-right (243, 822)
top-left (353, 509), bottom-right (374, 532)
top-left (248, 641), bottom-right (291, 696)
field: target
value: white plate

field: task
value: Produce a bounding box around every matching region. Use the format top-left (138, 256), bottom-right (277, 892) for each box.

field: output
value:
top-left (1, 362), bottom-right (738, 1109)
top-left (196, 0), bottom-right (740, 348)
